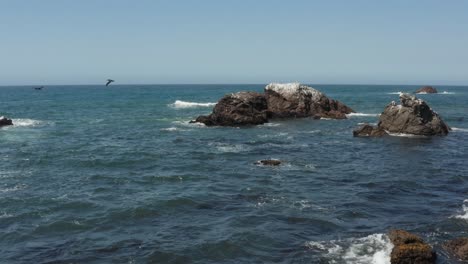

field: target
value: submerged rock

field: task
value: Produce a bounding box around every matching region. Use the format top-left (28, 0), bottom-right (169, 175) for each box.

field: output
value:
top-left (191, 91), bottom-right (268, 126)
top-left (353, 124), bottom-right (388, 137)
top-left (388, 230), bottom-right (436, 264)
top-left (264, 83), bottom-right (354, 119)
top-left (443, 237), bottom-right (468, 261)
top-left (353, 93), bottom-right (449, 137)
top-left (415, 86), bottom-right (438, 94)
top-left (254, 159), bottom-right (281, 166)
top-left (0, 116), bottom-right (13, 127)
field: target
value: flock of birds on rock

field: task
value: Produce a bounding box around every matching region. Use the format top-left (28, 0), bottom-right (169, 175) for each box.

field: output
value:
top-left (33, 79), bottom-right (115, 90)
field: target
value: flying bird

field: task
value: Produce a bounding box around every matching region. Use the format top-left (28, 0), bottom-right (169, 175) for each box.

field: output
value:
top-left (105, 79), bottom-right (114, 86)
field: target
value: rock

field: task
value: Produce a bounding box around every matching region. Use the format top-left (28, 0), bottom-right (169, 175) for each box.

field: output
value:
top-left (0, 116), bottom-right (13, 127)
top-left (388, 230), bottom-right (436, 264)
top-left (443, 237), bottom-right (468, 261)
top-left (264, 83), bottom-right (354, 119)
top-left (379, 93), bottom-right (450, 136)
top-left (254, 159), bottom-right (281, 166)
top-left (353, 124), bottom-right (388, 137)
top-left (415, 86), bottom-right (438, 94)
top-left (192, 92), bottom-right (268, 126)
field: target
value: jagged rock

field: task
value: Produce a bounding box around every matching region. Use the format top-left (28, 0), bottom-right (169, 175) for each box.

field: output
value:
top-left (254, 159), bottom-right (281, 166)
top-left (264, 83), bottom-right (354, 119)
top-left (0, 116), bottom-right (13, 127)
top-left (353, 124), bottom-right (388, 137)
top-left (379, 93), bottom-right (450, 136)
top-left (443, 237), bottom-right (468, 261)
top-left (388, 230), bottom-right (436, 264)
top-left (415, 86), bottom-right (438, 94)
top-left (191, 92), bottom-right (268, 126)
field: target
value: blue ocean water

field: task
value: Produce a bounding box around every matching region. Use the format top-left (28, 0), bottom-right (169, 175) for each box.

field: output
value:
top-left (0, 84), bottom-right (467, 263)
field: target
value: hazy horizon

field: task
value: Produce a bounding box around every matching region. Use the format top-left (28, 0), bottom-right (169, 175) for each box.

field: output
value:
top-left (1, 0), bottom-right (468, 86)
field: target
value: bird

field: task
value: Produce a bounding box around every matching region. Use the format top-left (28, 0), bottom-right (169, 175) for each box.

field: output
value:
top-left (34, 86), bottom-right (44, 90)
top-left (105, 79), bottom-right (114, 86)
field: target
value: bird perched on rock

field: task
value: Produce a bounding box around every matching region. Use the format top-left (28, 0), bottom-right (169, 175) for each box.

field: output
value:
top-left (105, 79), bottom-right (114, 86)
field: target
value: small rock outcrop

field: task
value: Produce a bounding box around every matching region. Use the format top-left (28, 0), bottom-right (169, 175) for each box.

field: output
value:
top-left (0, 116), bottom-right (13, 127)
top-left (353, 124), bottom-right (388, 137)
top-left (192, 83), bottom-right (355, 126)
top-left (353, 93), bottom-right (449, 137)
top-left (191, 92), bottom-right (268, 126)
top-left (254, 159), bottom-right (281, 166)
top-left (264, 83), bottom-right (354, 119)
top-left (415, 86), bottom-right (438, 94)
top-left (443, 237), bottom-right (468, 261)
top-left (388, 230), bottom-right (436, 264)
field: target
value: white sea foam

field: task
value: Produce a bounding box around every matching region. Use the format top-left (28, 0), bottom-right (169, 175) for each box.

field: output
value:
top-left (0, 184), bottom-right (26, 193)
top-left (386, 132), bottom-right (427, 138)
top-left (11, 119), bottom-right (48, 127)
top-left (441, 91), bottom-right (455, 94)
top-left (451, 127), bottom-right (468, 132)
top-left (387, 92), bottom-right (403, 95)
top-left (172, 120), bottom-right (206, 127)
top-left (0, 212), bottom-right (13, 218)
top-left (169, 100), bottom-right (216, 109)
top-left (306, 233), bottom-right (393, 264)
top-left (160, 127), bottom-right (181, 132)
top-left (211, 143), bottom-right (250, 153)
top-left (453, 199), bottom-right (468, 220)
top-left (347, 113), bottom-right (381, 117)
top-left (260, 122), bottom-right (281, 127)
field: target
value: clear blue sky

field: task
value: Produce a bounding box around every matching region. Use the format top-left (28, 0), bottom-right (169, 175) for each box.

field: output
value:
top-left (1, 0), bottom-right (467, 85)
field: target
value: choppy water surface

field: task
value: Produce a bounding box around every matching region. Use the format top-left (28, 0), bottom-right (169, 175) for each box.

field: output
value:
top-left (1, 85), bottom-right (467, 263)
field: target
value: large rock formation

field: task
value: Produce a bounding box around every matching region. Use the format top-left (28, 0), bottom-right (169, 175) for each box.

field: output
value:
top-left (191, 92), bottom-right (268, 126)
top-left (264, 83), bottom-right (354, 119)
top-left (0, 116), bottom-right (13, 127)
top-left (353, 124), bottom-right (387, 137)
top-left (443, 237), bottom-right (468, 261)
top-left (415, 86), bottom-right (438, 94)
top-left (192, 83), bottom-right (354, 126)
top-left (354, 93), bottom-right (449, 137)
top-left (388, 230), bottom-right (436, 264)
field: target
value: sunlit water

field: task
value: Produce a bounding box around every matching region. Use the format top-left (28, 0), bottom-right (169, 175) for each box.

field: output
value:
top-left (1, 85), bottom-right (467, 263)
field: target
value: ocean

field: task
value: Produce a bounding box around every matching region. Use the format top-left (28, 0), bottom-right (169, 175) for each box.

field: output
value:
top-left (0, 84), bottom-right (467, 263)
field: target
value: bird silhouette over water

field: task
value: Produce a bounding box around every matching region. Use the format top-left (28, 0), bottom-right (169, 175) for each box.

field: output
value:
top-left (105, 79), bottom-right (114, 86)
top-left (34, 86), bottom-right (44, 90)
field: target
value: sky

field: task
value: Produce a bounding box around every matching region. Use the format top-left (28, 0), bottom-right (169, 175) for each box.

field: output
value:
top-left (1, 0), bottom-right (468, 85)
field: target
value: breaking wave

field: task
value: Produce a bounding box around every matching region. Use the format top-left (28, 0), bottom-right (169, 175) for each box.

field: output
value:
top-left (453, 199), bottom-right (468, 220)
top-left (11, 119), bottom-right (49, 127)
top-left (306, 233), bottom-right (393, 264)
top-left (347, 113), bottom-right (381, 117)
top-left (451, 127), bottom-right (468, 132)
top-left (169, 100), bottom-right (216, 109)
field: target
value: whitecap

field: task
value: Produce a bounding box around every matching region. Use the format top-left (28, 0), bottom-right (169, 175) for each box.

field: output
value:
top-left (386, 132), bottom-right (427, 138)
top-left (441, 91), bottom-right (455, 94)
top-left (0, 184), bottom-right (26, 193)
top-left (168, 100), bottom-right (216, 109)
top-left (387, 92), bottom-right (403, 95)
top-left (306, 233), bottom-right (393, 264)
top-left (260, 122), bottom-right (281, 127)
top-left (0, 212), bottom-right (13, 218)
top-left (11, 119), bottom-right (49, 127)
top-left (171, 120), bottom-right (206, 127)
top-left (453, 199), bottom-right (468, 220)
top-left (160, 127), bottom-right (180, 132)
top-left (347, 113), bottom-right (381, 117)
top-left (451, 127), bottom-right (468, 132)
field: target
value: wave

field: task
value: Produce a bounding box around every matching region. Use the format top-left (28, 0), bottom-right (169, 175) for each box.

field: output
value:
top-left (451, 127), bottom-right (468, 132)
top-left (387, 92), bottom-right (403, 95)
top-left (171, 120), bottom-right (206, 127)
top-left (160, 127), bottom-right (185, 132)
top-left (306, 233), bottom-right (393, 264)
top-left (453, 199), bottom-right (468, 220)
top-left (168, 100), bottom-right (216, 109)
top-left (386, 132), bottom-right (428, 138)
top-left (347, 113), bottom-right (381, 117)
top-left (441, 91), bottom-right (455, 94)
top-left (11, 119), bottom-right (48, 127)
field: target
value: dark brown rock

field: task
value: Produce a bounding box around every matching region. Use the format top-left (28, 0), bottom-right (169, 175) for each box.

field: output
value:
top-left (415, 86), bottom-right (438, 94)
top-left (443, 237), bottom-right (468, 261)
top-left (0, 116), bottom-right (13, 127)
top-left (191, 92), bottom-right (268, 126)
top-left (378, 93), bottom-right (450, 136)
top-left (353, 124), bottom-right (388, 137)
top-left (254, 159), bottom-right (281, 166)
top-left (264, 83), bottom-right (354, 119)
top-left (388, 230), bottom-right (436, 264)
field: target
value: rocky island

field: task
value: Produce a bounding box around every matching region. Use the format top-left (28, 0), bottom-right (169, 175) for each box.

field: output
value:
top-left (354, 93), bottom-right (450, 137)
top-left (192, 83), bottom-right (354, 126)
top-left (415, 86), bottom-right (438, 94)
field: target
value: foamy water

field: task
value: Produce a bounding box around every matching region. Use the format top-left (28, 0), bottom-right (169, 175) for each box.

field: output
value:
top-left (453, 199), bottom-right (468, 220)
top-left (169, 100), bottom-right (216, 109)
top-left (451, 127), bottom-right (468, 132)
top-left (347, 113), bottom-right (381, 117)
top-left (306, 234), bottom-right (393, 264)
top-left (10, 119), bottom-right (48, 127)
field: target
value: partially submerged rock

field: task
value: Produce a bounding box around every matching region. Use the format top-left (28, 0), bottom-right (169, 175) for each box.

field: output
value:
top-left (264, 83), bottom-right (354, 119)
top-left (353, 124), bottom-right (388, 137)
top-left (254, 159), bottom-right (281, 166)
top-left (191, 92), bottom-right (268, 126)
top-left (388, 230), bottom-right (436, 264)
top-left (0, 116), bottom-right (13, 127)
top-left (192, 83), bottom-right (354, 126)
top-left (415, 86), bottom-right (438, 94)
top-left (353, 93), bottom-right (449, 137)
top-left (443, 237), bottom-right (468, 261)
